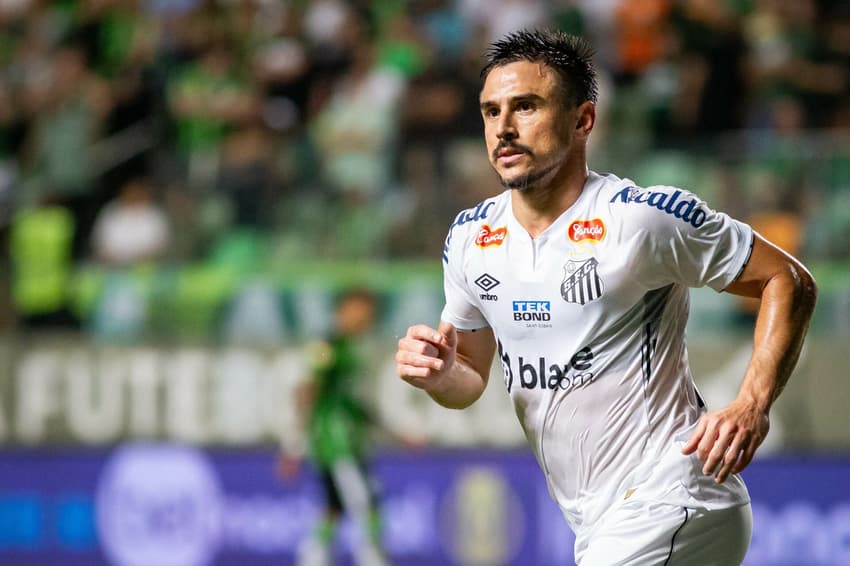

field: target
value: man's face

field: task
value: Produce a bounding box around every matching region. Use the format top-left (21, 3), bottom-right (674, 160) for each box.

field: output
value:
top-left (479, 61), bottom-right (576, 191)
top-left (336, 296), bottom-right (376, 336)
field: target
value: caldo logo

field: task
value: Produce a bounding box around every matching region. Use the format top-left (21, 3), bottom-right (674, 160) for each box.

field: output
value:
top-left (610, 187), bottom-right (707, 228)
top-left (96, 444), bottom-right (223, 566)
top-left (476, 225), bottom-right (508, 248)
top-left (568, 219), bottom-right (605, 243)
top-left (512, 300), bottom-right (551, 321)
top-left (498, 341), bottom-right (595, 392)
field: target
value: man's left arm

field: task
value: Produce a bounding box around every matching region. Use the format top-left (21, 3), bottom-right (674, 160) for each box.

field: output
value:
top-left (682, 232), bottom-right (817, 482)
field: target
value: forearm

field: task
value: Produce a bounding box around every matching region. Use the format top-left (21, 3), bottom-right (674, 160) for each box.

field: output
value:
top-left (427, 355), bottom-right (488, 410)
top-left (737, 263), bottom-right (817, 413)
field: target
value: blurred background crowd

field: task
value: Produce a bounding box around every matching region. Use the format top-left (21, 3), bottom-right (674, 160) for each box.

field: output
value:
top-left (0, 0), bottom-right (848, 340)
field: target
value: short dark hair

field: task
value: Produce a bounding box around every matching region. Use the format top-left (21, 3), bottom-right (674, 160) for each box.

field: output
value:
top-left (481, 29), bottom-right (599, 107)
top-left (337, 287), bottom-right (378, 308)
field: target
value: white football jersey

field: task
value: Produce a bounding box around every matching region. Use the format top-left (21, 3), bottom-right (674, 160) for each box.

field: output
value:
top-left (440, 171), bottom-right (752, 545)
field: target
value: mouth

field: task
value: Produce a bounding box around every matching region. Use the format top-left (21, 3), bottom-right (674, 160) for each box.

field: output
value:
top-left (495, 146), bottom-right (528, 166)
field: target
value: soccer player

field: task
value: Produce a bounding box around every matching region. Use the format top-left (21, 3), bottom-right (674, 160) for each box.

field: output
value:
top-left (395, 30), bottom-right (816, 565)
top-left (283, 288), bottom-right (386, 566)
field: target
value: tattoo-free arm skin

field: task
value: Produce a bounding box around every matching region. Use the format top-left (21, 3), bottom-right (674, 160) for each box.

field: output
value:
top-left (682, 232), bottom-right (817, 482)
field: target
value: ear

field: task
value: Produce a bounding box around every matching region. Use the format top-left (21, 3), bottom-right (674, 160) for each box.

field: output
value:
top-left (574, 101), bottom-right (596, 139)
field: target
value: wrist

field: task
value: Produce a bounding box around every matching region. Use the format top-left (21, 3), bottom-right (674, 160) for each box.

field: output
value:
top-left (427, 367), bottom-right (455, 396)
top-left (735, 390), bottom-right (772, 415)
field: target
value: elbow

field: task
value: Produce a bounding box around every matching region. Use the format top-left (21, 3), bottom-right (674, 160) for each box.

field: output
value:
top-left (428, 390), bottom-right (483, 410)
top-left (435, 398), bottom-right (476, 411)
top-left (792, 263), bottom-right (818, 316)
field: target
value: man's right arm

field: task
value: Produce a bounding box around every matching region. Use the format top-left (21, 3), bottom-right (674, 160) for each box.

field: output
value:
top-left (396, 322), bottom-right (496, 409)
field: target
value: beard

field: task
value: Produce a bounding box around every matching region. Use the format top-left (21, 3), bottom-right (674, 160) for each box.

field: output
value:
top-left (498, 161), bottom-right (559, 192)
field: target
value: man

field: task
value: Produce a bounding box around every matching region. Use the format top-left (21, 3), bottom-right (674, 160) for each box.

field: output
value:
top-left (283, 288), bottom-right (386, 566)
top-left (395, 30), bottom-right (816, 565)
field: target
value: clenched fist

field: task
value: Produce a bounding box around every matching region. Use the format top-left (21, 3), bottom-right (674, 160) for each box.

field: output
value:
top-left (396, 321), bottom-right (457, 393)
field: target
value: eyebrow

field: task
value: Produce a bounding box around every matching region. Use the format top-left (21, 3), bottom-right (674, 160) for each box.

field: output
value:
top-left (479, 92), bottom-right (545, 111)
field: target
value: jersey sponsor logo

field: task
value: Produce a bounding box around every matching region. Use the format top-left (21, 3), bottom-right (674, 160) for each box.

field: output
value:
top-left (609, 187), bottom-right (707, 228)
top-left (475, 224), bottom-right (508, 248)
top-left (443, 201), bottom-right (497, 262)
top-left (474, 273), bottom-right (500, 301)
top-left (561, 257), bottom-right (604, 305)
top-left (498, 340), bottom-right (595, 392)
top-left (512, 300), bottom-right (551, 323)
top-left (568, 218), bottom-right (605, 243)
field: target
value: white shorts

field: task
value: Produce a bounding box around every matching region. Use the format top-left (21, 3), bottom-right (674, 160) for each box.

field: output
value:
top-left (577, 501), bottom-right (752, 565)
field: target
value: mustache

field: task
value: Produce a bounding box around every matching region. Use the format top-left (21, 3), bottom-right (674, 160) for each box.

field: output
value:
top-left (493, 141), bottom-right (533, 161)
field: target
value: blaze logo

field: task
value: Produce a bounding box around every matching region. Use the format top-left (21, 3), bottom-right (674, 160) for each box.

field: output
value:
top-left (568, 218), bottom-right (605, 243)
top-left (476, 225), bottom-right (508, 248)
top-left (498, 340), bottom-right (596, 392)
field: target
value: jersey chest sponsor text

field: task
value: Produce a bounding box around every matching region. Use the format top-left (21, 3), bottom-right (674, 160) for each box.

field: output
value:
top-left (512, 300), bottom-right (550, 321)
top-left (610, 187), bottom-right (707, 228)
top-left (497, 339), bottom-right (596, 393)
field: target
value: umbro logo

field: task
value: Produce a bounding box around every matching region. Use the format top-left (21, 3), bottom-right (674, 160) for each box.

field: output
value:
top-left (475, 273), bottom-right (500, 301)
top-left (475, 273), bottom-right (500, 291)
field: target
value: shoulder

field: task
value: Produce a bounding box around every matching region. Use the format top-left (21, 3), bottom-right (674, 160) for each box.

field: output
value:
top-left (604, 179), bottom-right (711, 232)
top-left (442, 191), bottom-right (509, 263)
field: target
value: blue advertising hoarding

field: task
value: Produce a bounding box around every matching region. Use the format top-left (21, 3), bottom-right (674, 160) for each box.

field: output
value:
top-left (0, 446), bottom-right (847, 565)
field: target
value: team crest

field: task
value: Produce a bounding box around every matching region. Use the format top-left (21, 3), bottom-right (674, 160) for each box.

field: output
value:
top-left (561, 257), bottom-right (604, 305)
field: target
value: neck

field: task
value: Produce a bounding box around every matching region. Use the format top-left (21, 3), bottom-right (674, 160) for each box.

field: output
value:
top-left (510, 155), bottom-right (589, 238)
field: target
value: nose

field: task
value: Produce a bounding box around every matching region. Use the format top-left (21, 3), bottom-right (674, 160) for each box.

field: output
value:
top-left (496, 111), bottom-right (517, 141)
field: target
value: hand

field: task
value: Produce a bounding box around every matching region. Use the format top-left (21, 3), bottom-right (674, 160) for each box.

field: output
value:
top-left (395, 321), bottom-right (457, 393)
top-left (276, 454), bottom-right (301, 481)
top-left (398, 432), bottom-right (429, 450)
top-left (681, 400), bottom-right (770, 483)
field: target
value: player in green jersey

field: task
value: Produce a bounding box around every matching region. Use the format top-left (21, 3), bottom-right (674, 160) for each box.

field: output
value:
top-left (284, 288), bottom-right (387, 566)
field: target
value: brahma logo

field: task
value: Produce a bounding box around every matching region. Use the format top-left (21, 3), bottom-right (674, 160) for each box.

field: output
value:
top-left (568, 219), bottom-right (605, 243)
top-left (475, 225), bottom-right (507, 248)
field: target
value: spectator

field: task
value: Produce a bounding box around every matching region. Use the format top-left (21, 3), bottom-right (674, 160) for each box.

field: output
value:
top-left (25, 42), bottom-right (112, 256)
top-left (91, 177), bottom-right (170, 266)
top-left (310, 33), bottom-right (406, 258)
top-left (167, 42), bottom-right (257, 189)
top-left (311, 36), bottom-right (405, 198)
top-left (9, 196), bottom-right (77, 329)
top-left (614, 0), bottom-right (672, 79)
top-left (217, 123), bottom-right (276, 229)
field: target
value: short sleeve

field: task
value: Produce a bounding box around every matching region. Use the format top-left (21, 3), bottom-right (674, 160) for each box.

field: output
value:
top-left (440, 222), bottom-right (489, 331)
top-left (631, 186), bottom-right (754, 292)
